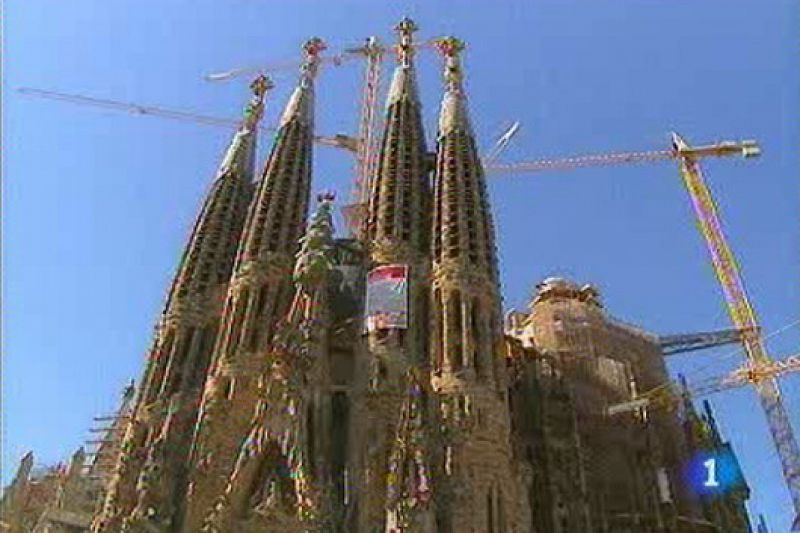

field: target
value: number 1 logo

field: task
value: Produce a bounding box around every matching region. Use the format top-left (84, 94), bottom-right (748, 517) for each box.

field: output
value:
top-left (703, 458), bottom-right (719, 488)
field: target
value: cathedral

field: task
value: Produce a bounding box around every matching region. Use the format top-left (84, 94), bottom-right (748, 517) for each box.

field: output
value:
top-left (2, 19), bottom-right (755, 533)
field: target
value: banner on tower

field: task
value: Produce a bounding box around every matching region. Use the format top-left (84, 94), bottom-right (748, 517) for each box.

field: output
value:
top-left (365, 264), bottom-right (409, 331)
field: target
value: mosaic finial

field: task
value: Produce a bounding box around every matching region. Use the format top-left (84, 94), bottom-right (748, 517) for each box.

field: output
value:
top-left (394, 18), bottom-right (418, 67)
top-left (434, 36), bottom-right (466, 91)
top-left (300, 37), bottom-right (327, 83)
top-left (243, 74), bottom-right (273, 128)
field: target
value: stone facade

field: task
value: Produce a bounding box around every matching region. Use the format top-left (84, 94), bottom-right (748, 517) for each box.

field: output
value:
top-left (4, 20), bottom-right (755, 533)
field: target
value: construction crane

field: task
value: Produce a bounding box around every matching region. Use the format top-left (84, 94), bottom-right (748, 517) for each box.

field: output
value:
top-left (348, 37), bottom-right (385, 206)
top-left (340, 128), bottom-right (765, 232)
top-left (480, 133), bottom-right (798, 526)
top-left (203, 24), bottom-right (443, 236)
top-left (672, 132), bottom-right (800, 529)
top-left (16, 82), bottom-right (519, 204)
top-left (484, 137), bottom-right (760, 175)
top-left (16, 87), bottom-right (359, 153)
top-left (606, 351), bottom-right (800, 416)
top-left (659, 327), bottom-right (749, 356)
top-left (203, 52), bottom-right (354, 82)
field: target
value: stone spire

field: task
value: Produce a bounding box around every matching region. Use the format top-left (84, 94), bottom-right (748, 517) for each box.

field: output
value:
top-left (428, 37), bottom-right (530, 532)
top-left (701, 400), bottom-right (724, 446)
top-left (55, 447), bottom-right (91, 513)
top-left (0, 452), bottom-right (35, 533)
top-left (430, 36), bottom-right (501, 384)
top-left (67, 447), bottom-right (87, 479)
top-left (435, 37), bottom-right (474, 138)
top-left (91, 76), bottom-right (270, 533)
top-left (3, 451), bottom-right (34, 500)
top-left (679, 374), bottom-right (709, 445)
top-left (385, 17), bottom-right (420, 106)
top-left (16, 451), bottom-right (35, 483)
top-left (214, 75), bottom-right (271, 187)
top-left (365, 17), bottom-right (430, 259)
top-left (198, 194), bottom-right (337, 533)
top-left (181, 39), bottom-right (323, 533)
top-left (354, 18), bottom-right (434, 532)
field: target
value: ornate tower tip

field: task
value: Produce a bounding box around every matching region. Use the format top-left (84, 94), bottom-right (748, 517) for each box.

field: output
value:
top-left (243, 74), bottom-right (273, 129)
top-left (303, 37), bottom-right (327, 58)
top-left (394, 17), bottom-right (418, 66)
top-left (434, 36), bottom-right (465, 57)
top-left (434, 37), bottom-right (466, 91)
top-left (250, 74), bottom-right (274, 99)
top-left (298, 37), bottom-right (327, 83)
top-left (394, 17), bottom-right (418, 35)
top-left (317, 190), bottom-right (336, 203)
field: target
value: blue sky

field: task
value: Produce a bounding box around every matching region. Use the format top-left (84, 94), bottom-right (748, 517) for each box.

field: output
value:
top-left (3, 0), bottom-right (798, 529)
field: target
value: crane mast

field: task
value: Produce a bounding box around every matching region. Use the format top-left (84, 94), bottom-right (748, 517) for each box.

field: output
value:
top-left (672, 132), bottom-right (800, 530)
top-left (349, 37), bottom-right (384, 207)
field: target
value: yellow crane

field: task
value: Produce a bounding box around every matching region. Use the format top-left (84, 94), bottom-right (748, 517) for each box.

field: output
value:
top-left (544, 134), bottom-right (800, 530)
top-left (608, 352), bottom-right (800, 416)
top-left (672, 133), bottom-right (799, 529)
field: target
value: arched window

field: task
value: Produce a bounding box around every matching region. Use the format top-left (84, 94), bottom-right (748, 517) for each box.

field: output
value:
top-left (306, 403), bottom-right (316, 473)
top-left (146, 329), bottom-right (175, 403)
top-left (165, 327), bottom-right (194, 395)
top-left (227, 287), bottom-right (250, 353)
top-left (471, 300), bottom-right (482, 377)
top-left (449, 290), bottom-right (463, 371)
top-left (432, 288), bottom-right (444, 374)
top-left (222, 378), bottom-right (234, 400)
top-left (487, 487), bottom-right (495, 533)
top-left (191, 325), bottom-right (216, 387)
top-left (498, 487), bottom-right (506, 533)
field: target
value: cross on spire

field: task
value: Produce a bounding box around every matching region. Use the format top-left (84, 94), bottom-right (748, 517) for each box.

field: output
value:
top-left (250, 74), bottom-right (274, 99)
top-left (243, 74), bottom-right (274, 129)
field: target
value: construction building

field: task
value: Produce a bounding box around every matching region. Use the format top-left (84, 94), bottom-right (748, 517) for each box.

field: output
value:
top-left (3, 19), bottom-right (755, 533)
